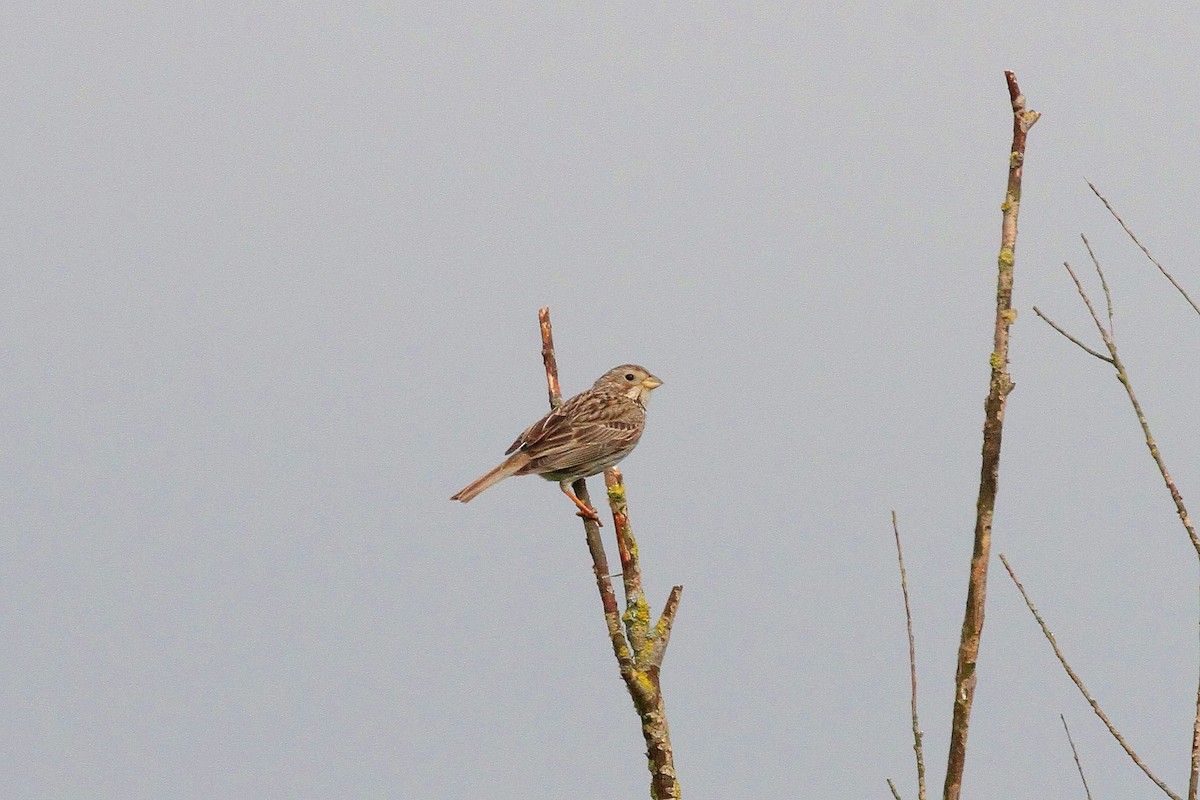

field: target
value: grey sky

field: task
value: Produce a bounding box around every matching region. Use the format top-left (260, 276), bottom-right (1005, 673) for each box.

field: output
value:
top-left (3, 3), bottom-right (1200, 798)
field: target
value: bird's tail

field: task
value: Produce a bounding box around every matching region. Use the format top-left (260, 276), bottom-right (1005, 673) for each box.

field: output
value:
top-left (451, 452), bottom-right (530, 503)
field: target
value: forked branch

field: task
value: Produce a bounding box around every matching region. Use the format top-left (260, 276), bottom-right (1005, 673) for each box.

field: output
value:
top-left (1034, 238), bottom-right (1200, 799)
top-left (1034, 256), bottom-right (1200, 561)
top-left (537, 307), bottom-right (683, 800)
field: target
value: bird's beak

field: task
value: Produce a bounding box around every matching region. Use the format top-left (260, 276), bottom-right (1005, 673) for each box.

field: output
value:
top-left (641, 375), bottom-right (663, 390)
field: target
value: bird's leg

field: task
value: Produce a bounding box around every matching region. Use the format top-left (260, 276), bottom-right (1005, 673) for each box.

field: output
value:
top-left (560, 482), bottom-right (602, 526)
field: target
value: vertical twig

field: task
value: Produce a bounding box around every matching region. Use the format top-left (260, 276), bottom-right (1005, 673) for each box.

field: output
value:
top-left (1060, 714), bottom-right (1094, 800)
top-left (537, 307), bottom-right (682, 800)
top-left (942, 70), bottom-right (1038, 800)
top-left (892, 512), bottom-right (926, 800)
top-left (1000, 554), bottom-right (1182, 800)
top-left (1080, 235), bottom-right (1114, 338)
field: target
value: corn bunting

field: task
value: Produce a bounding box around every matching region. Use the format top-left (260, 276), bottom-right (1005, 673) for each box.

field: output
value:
top-left (451, 364), bottom-right (663, 524)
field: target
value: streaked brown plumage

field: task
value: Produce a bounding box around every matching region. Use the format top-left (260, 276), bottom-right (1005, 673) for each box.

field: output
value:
top-left (451, 364), bottom-right (663, 523)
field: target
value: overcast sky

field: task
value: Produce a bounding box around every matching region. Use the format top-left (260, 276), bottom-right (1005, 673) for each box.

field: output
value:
top-left (4, 3), bottom-right (1200, 798)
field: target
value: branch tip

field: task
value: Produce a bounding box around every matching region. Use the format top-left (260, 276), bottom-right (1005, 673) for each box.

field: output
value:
top-left (1087, 183), bottom-right (1200, 317)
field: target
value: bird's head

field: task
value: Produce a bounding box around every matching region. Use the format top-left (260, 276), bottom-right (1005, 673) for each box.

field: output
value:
top-left (594, 364), bottom-right (663, 404)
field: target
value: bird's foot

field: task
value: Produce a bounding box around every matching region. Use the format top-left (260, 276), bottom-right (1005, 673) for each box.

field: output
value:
top-left (575, 506), bottom-right (603, 526)
top-left (561, 484), bottom-right (603, 526)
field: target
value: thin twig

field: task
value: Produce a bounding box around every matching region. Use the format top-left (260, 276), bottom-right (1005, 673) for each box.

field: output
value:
top-left (1060, 714), bottom-right (1094, 800)
top-left (1080, 235), bottom-right (1114, 339)
top-left (1000, 554), bottom-right (1182, 800)
top-left (537, 307), bottom-right (681, 800)
top-left (888, 778), bottom-right (904, 800)
top-left (1062, 261), bottom-right (1111, 344)
top-left (893, 512), bottom-right (926, 800)
top-left (1031, 306), bottom-right (1113, 364)
top-left (1088, 181), bottom-right (1200, 318)
top-left (943, 69), bottom-right (1037, 800)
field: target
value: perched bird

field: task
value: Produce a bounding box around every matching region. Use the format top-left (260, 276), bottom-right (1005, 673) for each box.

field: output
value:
top-left (451, 364), bottom-right (663, 524)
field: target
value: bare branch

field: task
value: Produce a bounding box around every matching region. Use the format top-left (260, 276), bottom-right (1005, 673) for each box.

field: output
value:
top-left (1032, 306), bottom-right (1114, 364)
top-left (889, 778), bottom-right (904, 800)
top-left (893, 512), bottom-right (926, 800)
top-left (1000, 554), bottom-right (1182, 800)
top-left (943, 69), bottom-right (1036, 800)
top-left (1060, 714), bottom-right (1094, 800)
top-left (1088, 181), bottom-right (1200, 318)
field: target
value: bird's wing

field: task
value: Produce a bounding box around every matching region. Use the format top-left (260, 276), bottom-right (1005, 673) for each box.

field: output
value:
top-left (504, 405), bottom-right (565, 454)
top-left (505, 390), bottom-right (644, 472)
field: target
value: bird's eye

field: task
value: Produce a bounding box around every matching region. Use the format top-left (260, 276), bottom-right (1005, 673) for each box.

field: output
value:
top-left (625, 373), bottom-right (635, 381)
